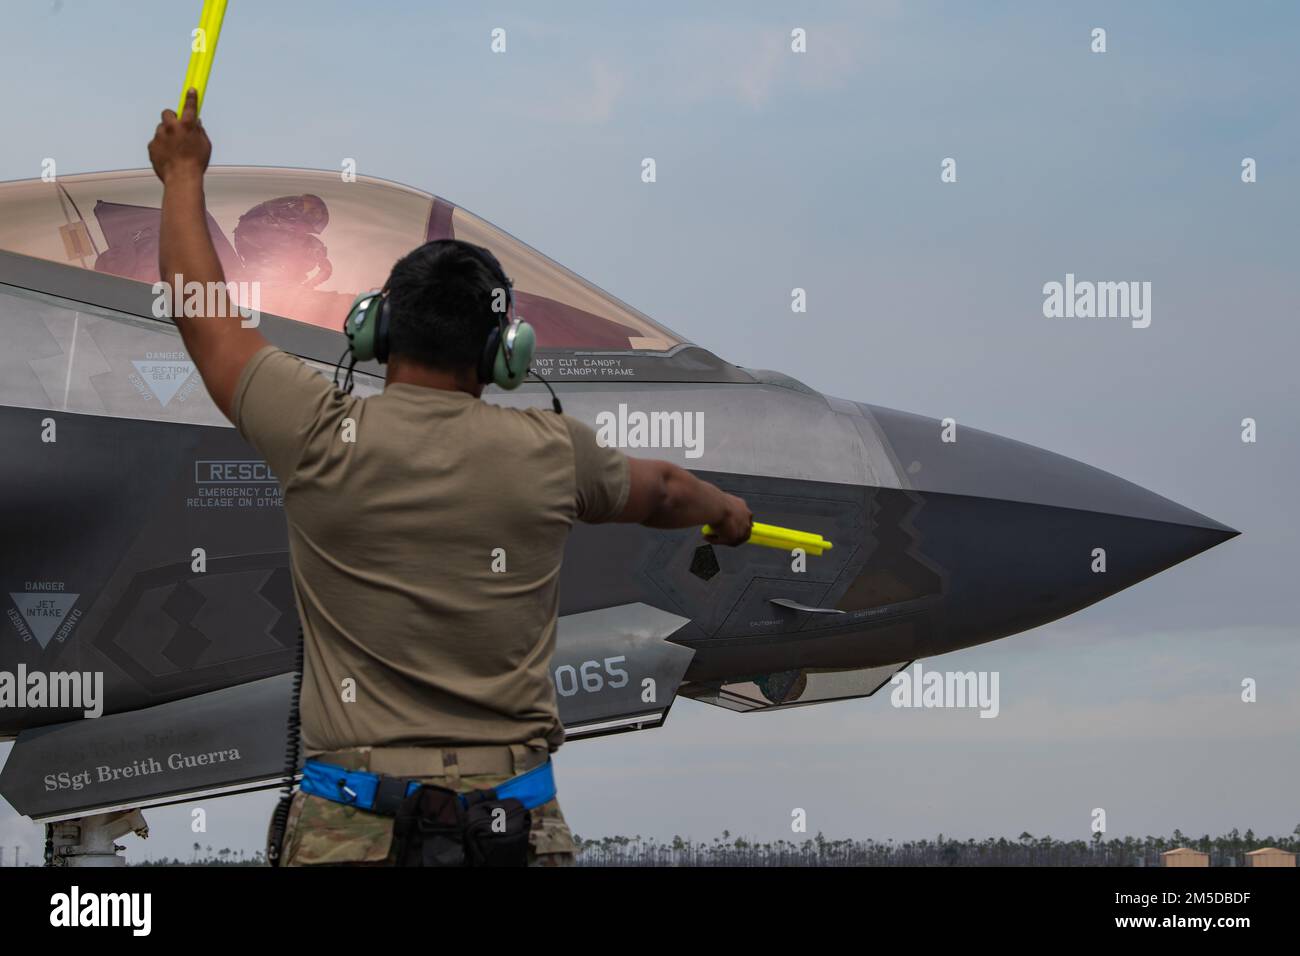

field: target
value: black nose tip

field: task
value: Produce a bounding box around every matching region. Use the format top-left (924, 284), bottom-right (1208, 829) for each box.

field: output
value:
top-left (863, 402), bottom-right (1237, 540)
top-left (857, 403), bottom-right (1238, 641)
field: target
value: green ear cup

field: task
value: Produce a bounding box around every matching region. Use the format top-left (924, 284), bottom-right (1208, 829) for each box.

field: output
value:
top-left (344, 291), bottom-right (382, 363)
top-left (493, 320), bottom-right (535, 390)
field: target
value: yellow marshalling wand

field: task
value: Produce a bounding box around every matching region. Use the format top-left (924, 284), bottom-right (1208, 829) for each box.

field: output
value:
top-left (178, 0), bottom-right (228, 115)
top-left (701, 522), bottom-right (834, 557)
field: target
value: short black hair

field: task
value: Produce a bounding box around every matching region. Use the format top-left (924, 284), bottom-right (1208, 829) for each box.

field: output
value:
top-left (385, 239), bottom-right (510, 371)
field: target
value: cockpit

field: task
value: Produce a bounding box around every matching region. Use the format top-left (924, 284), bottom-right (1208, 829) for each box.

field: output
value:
top-left (0, 167), bottom-right (686, 353)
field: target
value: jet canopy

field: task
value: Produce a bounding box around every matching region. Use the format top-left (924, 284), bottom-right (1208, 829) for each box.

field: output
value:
top-left (0, 167), bottom-right (687, 352)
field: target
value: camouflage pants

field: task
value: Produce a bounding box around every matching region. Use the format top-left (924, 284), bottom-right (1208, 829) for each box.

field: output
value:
top-left (275, 741), bottom-right (574, 867)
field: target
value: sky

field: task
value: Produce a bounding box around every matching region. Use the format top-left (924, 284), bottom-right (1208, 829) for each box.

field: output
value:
top-left (0, 0), bottom-right (1296, 863)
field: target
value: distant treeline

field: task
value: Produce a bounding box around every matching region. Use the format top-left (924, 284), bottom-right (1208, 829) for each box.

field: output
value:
top-left (570, 827), bottom-right (1300, 867)
top-left (137, 845), bottom-right (263, 866)
top-left (128, 827), bottom-right (1300, 867)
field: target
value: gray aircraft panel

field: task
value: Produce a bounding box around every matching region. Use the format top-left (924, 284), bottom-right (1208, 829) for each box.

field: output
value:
top-left (0, 673), bottom-right (293, 821)
top-left (491, 382), bottom-right (876, 487)
top-left (0, 604), bottom-right (696, 820)
top-left (549, 603), bottom-right (694, 732)
top-left (0, 282), bottom-right (382, 430)
top-left (824, 395), bottom-right (907, 490)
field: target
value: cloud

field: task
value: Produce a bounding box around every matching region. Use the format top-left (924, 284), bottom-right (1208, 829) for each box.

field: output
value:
top-left (658, 18), bottom-right (879, 110)
top-left (512, 17), bottom-right (883, 123)
top-left (586, 60), bottom-right (625, 122)
top-left (540, 58), bottom-right (626, 124)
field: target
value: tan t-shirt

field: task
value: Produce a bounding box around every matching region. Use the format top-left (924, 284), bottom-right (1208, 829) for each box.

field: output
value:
top-left (233, 346), bottom-right (630, 754)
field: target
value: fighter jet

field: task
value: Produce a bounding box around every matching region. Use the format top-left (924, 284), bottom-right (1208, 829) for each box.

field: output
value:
top-left (0, 167), bottom-right (1236, 828)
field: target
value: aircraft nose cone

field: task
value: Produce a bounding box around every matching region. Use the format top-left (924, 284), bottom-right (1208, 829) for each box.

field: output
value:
top-left (863, 403), bottom-right (1235, 536)
top-left (857, 403), bottom-right (1237, 642)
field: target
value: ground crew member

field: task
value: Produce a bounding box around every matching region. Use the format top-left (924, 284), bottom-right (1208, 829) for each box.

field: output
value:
top-left (148, 91), bottom-right (753, 866)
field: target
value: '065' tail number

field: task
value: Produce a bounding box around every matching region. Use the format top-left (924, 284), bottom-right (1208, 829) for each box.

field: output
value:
top-left (554, 657), bottom-right (629, 697)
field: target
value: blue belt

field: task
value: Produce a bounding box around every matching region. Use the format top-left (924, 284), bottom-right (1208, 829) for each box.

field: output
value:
top-left (301, 757), bottom-right (556, 816)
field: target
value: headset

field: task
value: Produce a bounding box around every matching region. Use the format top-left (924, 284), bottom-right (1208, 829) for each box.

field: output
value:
top-left (341, 244), bottom-right (538, 392)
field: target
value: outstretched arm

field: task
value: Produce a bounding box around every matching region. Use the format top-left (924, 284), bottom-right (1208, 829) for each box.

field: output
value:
top-left (617, 458), bottom-right (753, 546)
top-left (149, 88), bottom-right (267, 421)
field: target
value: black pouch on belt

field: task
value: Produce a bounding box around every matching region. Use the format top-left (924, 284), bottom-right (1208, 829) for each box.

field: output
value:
top-left (462, 791), bottom-right (532, 867)
top-left (392, 784), bottom-right (467, 867)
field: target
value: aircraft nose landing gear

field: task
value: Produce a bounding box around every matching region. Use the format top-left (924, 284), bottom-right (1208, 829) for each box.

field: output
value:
top-left (45, 809), bottom-right (149, 867)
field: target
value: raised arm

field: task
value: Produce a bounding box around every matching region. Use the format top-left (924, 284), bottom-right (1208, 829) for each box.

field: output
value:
top-left (149, 88), bottom-right (268, 421)
top-left (617, 458), bottom-right (753, 546)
